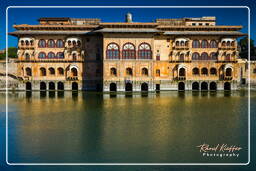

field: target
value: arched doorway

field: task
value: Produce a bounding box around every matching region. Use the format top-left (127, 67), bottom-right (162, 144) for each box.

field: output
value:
top-left (210, 82), bottom-right (217, 91)
top-left (57, 82), bottom-right (64, 90)
top-left (141, 83), bottom-right (148, 91)
top-left (156, 84), bottom-right (160, 91)
top-left (178, 82), bottom-right (185, 91)
top-left (72, 82), bottom-right (78, 91)
top-left (110, 83), bottom-right (117, 92)
top-left (224, 82), bottom-right (231, 91)
top-left (201, 82), bottom-right (208, 91)
top-left (125, 82), bottom-right (133, 92)
top-left (179, 68), bottom-right (186, 76)
top-left (40, 82), bottom-right (46, 91)
top-left (26, 82), bottom-right (32, 91)
top-left (49, 82), bottom-right (55, 90)
top-left (192, 82), bottom-right (199, 91)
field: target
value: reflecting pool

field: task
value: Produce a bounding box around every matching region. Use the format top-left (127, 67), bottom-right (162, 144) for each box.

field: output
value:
top-left (0, 91), bottom-right (251, 164)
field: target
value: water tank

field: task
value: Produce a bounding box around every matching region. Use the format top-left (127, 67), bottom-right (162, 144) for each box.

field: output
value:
top-left (126, 13), bottom-right (132, 23)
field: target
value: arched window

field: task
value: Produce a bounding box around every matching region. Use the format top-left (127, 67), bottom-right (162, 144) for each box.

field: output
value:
top-left (138, 43), bottom-right (152, 59)
top-left (72, 40), bottom-right (77, 47)
top-left (30, 40), bottom-right (34, 46)
top-left (56, 52), bottom-right (64, 58)
top-left (201, 40), bottom-right (208, 48)
top-left (227, 41), bottom-right (231, 46)
top-left (141, 68), bottom-right (148, 76)
top-left (38, 39), bottom-right (46, 48)
top-left (192, 67), bottom-right (199, 75)
top-left (210, 40), bottom-right (218, 48)
top-left (25, 67), bottom-right (32, 76)
top-left (192, 40), bottom-right (200, 48)
top-left (77, 40), bottom-right (81, 47)
top-left (106, 43), bottom-right (120, 59)
top-left (21, 40), bottom-right (24, 46)
top-left (185, 41), bottom-right (188, 46)
top-left (38, 52), bottom-right (46, 59)
top-left (179, 68), bottom-right (186, 77)
top-left (210, 68), bottom-right (217, 75)
top-left (156, 69), bottom-right (160, 77)
top-left (201, 68), bottom-right (208, 75)
top-left (57, 67), bottom-right (64, 75)
top-left (225, 54), bottom-right (231, 61)
top-left (226, 68), bottom-right (232, 76)
top-left (201, 52), bottom-right (209, 60)
top-left (179, 54), bottom-right (185, 61)
top-left (210, 52), bottom-right (218, 60)
top-left (49, 67), bottom-right (55, 75)
top-left (126, 68), bottom-right (133, 76)
top-left (231, 41), bottom-right (235, 47)
top-left (110, 67), bottom-right (117, 76)
top-left (176, 41), bottom-right (180, 46)
top-left (222, 41), bottom-right (226, 46)
top-left (56, 39), bottom-right (64, 48)
top-left (180, 41), bottom-right (185, 46)
top-left (122, 43), bottom-right (136, 59)
top-left (40, 67), bottom-right (46, 76)
top-left (71, 68), bottom-right (78, 77)
top-left (68, 40), bottom-right (72, 46)
top-left (48, 52), bottom-right (55, 58)
top-left (192, 52), bottom-right (200, 60)
top-left (25, 40), bottom-right (29, 46)
top-left (47, 39), bottom-right (55, 48)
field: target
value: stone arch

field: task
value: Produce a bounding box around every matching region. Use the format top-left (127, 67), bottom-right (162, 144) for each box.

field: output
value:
top-left (141, 82), bottom-right (148, 91)
top-left (209, 82), bottom-right (217, 91)
top-left (201, 82), bottom-right (208, 91)
top-left (40, 82), bottom-right (46, 91)
top-left (110, 83), bottom-right (117, 92)
top-left (178, 82), bottom-right (185, 91)
top-left (125, 82), bottom-right (133, 92)
top-left (192, 82), bottom-right (199, 91)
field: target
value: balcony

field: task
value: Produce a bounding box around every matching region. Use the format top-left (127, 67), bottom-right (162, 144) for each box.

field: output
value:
top-left (19, 45), bottom-right (35, 50)
top-left (175, 76), bottom-right (186, 81)
top-left (173, 46), bottom-right (189, 50)
top-left (66, 76), bottom-right (78, 81)
top-left (223, 76), bottom-right (233, 81)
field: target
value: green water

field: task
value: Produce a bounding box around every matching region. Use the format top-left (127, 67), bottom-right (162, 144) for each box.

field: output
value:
top-left (0, 91), bottom-right (251, 164)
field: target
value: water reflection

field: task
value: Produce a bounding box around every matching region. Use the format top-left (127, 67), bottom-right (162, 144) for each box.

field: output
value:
top-left (5, 91), bottom-right (249, 163)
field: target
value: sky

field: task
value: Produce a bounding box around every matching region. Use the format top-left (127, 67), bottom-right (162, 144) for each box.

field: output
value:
top-left (0, 0), bottom-right (255, 50)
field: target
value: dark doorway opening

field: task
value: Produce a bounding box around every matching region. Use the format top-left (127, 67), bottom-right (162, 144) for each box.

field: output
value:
top-left (72, 82), bottom-right (78, 91)
top-left (156, 84), bottom-right (160, 91)
top-left (125, 82), bottom-right (133, 92)
top-left (49, 82), bottom-right (55, 90)
top-left (192, 82), bottom-right (199, 91)
top-left (201, 82), bottom-right (208, 91)
top-left (209, 82), bottom-right (217, 91)
top-left (141, 83), bottom-right (148, 91)
top-left (224, 82), bottom-right (231, 91)
top-left (40, 82), bottom-right (46, 91)
top-left (57, 82), bottom-right (64, 90)
top-left (178, 82), bottom-right (185, 91)
top-left (110, 83), bottom-right (117, 92)
top-left (26, 82), bottom-right (32, 91)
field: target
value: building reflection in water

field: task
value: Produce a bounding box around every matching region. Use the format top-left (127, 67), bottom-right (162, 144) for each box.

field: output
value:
top-left (5, 91), bottom-right (249, 163)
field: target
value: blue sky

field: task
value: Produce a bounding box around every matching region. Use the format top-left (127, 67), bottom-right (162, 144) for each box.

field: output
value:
top-left (0, 0), bottom-right (255, 50)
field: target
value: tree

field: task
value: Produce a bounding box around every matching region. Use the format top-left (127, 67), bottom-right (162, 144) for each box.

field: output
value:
top-left (0, 47), bottom-right (18, 60)
top-left (239, 37), bottom-right (256, 60)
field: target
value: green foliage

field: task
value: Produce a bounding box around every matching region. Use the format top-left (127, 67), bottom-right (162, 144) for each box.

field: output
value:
top-left (0, 47), bottom-right (18, 60)
top-left (239, 37), bottom-right (256, 60)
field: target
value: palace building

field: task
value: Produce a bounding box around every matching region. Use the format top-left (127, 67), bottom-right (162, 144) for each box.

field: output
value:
top-left (9, 14), bottom-right (247, 91)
